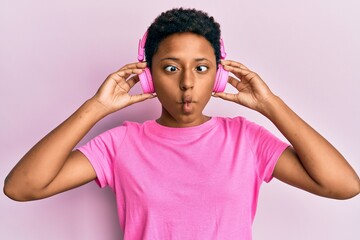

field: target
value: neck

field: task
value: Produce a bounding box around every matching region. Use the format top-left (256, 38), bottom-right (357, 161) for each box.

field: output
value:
top-left (157, 107), bottom-right (210, 128)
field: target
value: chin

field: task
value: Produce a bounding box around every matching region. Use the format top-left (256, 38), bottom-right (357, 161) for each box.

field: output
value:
top-left (176, 113), bottom-right (208, 127)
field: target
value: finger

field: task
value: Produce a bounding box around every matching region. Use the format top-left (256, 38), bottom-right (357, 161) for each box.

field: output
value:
top-left (221, 60), bottom-right (250, 70)
top-left (117, 62), bottom-right (147, 72)
top-left (110, 68), bottom-right (144, 84)
top-left (212, 91), bottom-right (239, 103)
top-left (227, 76), bottom-right (243, 90)
top-left (128, 92), bottom-right (157, 105)
top-left (222, 64), bottom-right (251, 75)
top-left (223, 65), bottom-right (258, 82)
top-left (126, 74), bottom-right (141, 89)
top-left (116, 68), bottom-right (143, 78)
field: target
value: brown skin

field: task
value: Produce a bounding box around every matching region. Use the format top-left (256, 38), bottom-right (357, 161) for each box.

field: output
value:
top-left (151, 33), bottom-right (216, 128)
top-left (214, 60), bottom-right (360, 199)
top-left (3, 32), bottom-right (360, 202)
top-left (3, 63), bottom-right (154, 201)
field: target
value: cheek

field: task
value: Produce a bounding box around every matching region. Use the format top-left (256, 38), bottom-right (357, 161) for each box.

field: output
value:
top-left (152, 71), bottom-right (178, 93)
top-left (151, 70), bottom-right (163, 93)
top-left (201, 73), bottom-right (216, 92)
top-left (153, 78), bottom-right (176, 97)
top-left (151, 76), bottom-right (176, 104)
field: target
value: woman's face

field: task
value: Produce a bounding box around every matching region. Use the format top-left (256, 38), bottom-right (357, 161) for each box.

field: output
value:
top-left (151, 32), bottom-right (217, 127)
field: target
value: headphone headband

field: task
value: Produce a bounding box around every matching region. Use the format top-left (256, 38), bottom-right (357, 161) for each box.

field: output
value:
top-left (137, 31), bottom-right (148, 61)
top-left (137, 31), bottom-right (227, 62)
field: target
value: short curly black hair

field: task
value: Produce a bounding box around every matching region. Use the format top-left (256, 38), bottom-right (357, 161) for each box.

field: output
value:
top-left (145, 8), bottom-right (221, 70)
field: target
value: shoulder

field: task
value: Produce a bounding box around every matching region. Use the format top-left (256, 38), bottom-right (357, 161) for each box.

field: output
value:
top-left (215, 116), bottom-right (273, 144)
top-left (215, 116), bottom-right (258, 129)
top-left (107, 120), bottom-right (147, 133)
top-left (89, 120), bottom-right (144, 144)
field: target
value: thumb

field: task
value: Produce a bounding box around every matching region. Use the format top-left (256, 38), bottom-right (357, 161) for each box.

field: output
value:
top-left (129, 93), bottom-right (157, 105)
top-left (212, 92), bottom-right (237, 103)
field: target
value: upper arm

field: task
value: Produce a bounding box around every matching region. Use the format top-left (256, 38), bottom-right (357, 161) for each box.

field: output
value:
top-left (272, 147), bottom-right (326, 197)
top-left (37, 150), bottom-right (97, 199)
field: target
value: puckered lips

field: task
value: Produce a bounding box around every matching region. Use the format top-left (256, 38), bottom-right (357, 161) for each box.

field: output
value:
top-left (177, 95), bottom-right (197, 114)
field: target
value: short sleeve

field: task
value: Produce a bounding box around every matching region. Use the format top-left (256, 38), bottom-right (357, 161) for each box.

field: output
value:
top-left (77, 125), bottom-right (127, 189)
top-left (244, 120), bottom-right (290, 183)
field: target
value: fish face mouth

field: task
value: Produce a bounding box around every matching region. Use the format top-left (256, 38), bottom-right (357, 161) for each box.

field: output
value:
top-left (177, 95), bottom-right (197, 104)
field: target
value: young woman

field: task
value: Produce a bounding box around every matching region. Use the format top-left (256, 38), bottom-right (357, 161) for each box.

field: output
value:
top-left (4, 8), bottom-right (359, 239)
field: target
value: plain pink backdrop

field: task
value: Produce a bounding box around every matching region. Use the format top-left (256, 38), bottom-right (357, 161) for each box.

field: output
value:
top-left (1, 0), bottom-right (359, 239)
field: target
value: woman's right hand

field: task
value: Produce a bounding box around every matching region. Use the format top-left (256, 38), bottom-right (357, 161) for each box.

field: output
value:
top-left (4, 62), bottom-right (157, 201)
top-left (91, 62), bottom-right (156, 115)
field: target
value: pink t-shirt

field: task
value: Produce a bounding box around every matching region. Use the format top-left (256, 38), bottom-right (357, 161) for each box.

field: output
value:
top-left (78, 116), bottom-right (289, 239)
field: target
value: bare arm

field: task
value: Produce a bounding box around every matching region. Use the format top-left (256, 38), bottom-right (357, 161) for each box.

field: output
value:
top-left (4, 62), bottom-right (155, 201)
top-left (264, 96), bottom-right (359, 199)
top-left (215, 59), bottom-right (360, 199)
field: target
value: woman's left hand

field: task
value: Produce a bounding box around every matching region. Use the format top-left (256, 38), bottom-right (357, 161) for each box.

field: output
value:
top-left (215, 61), bottom-right (360, 200)
top-left (213, 60), bottom-right (276, 113)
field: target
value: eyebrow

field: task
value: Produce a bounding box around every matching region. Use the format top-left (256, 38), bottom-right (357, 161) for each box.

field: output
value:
top-left (160, 57), bottom-right (211, 62)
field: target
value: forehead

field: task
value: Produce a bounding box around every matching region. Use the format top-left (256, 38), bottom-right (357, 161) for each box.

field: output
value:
top-left (155, 32), bottom-right (216, 60)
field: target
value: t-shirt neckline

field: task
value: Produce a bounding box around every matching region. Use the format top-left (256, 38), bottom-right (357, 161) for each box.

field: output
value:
top-left (145, 117), bottom-right (219, 138)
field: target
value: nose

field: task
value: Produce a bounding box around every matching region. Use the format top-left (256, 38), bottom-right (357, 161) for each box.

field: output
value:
top-left (179, 68), bottom-right (194, 91)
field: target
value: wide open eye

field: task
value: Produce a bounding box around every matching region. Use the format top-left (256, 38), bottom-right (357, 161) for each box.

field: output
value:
top-left (196, 65), bottom-right (209, 72)
top-left (164, 65), bottom-right (178, 72)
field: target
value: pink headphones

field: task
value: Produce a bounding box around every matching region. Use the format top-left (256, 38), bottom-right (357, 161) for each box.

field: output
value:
top-left (137, 31), bottom-right (229, 93)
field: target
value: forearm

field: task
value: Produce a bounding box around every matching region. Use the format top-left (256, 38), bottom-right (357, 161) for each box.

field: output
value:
top-left (261, 95), bottom-right (360, 197)
top-left (5, 98), bottom-right (108, 193)
top-left (4, 63), bottom-right (152, 201)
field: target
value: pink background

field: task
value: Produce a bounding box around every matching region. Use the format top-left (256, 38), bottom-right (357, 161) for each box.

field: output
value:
top-left (1, 0), bottom-right (359, 239)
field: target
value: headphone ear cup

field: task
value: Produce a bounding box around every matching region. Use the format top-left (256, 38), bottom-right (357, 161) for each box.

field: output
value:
top-left (138, 67), bottom-right (155, 93)
top-left (213, 64), bottom-right (229, 93)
